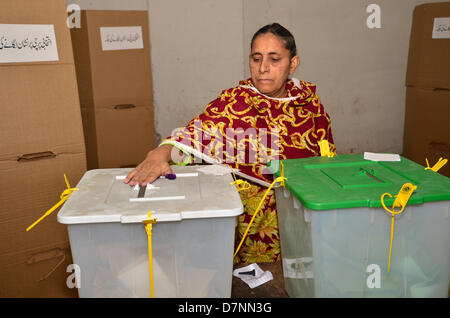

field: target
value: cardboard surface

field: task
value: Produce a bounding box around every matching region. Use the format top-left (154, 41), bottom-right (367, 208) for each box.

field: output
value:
top-left (71, 10), bottom-right (154, 108)
top-left (406, 2), bottom-right (450, 89)
top-left (403, 87), bottom-right (450, 178)
top-left (0, 0), bottom-right (74, 66)
top-left (0, 153), bottom-right (86, 253)
top-left (0, 64), bottom-right (85, 155)
top-left (0, 241), bottom-right (78, 298)
top-left (404, 143), bottom-right (450, 178)
top-left (81, 106), bottom-right (155, 169)
top-left (71, 10), bottom-right (155, 169)
top-left (0, 0), bottom-right (86, 297)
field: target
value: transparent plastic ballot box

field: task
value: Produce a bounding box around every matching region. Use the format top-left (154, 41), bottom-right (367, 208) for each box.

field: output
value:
top-left (57, 165), bottom-right (243, 298)
top-left (268, 154), bottom-right (450, 298)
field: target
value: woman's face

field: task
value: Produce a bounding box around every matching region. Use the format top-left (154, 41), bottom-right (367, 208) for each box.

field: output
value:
top-left (249, 32), bottom-right (299, 98)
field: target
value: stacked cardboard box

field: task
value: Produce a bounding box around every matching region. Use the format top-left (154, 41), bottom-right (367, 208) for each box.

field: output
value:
top-left (0, 0), bottom-right (86, 297)
top-left (71, 10), bottom-right (155, 170)
top-left (403, 2), bottom-right (450, 177)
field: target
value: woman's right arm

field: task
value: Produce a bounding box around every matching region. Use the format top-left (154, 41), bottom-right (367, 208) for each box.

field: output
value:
top-left (124, 144), bottom-right (174, 187)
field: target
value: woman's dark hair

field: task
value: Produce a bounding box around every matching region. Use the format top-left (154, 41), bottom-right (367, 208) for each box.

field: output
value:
top-left (251, 23), bottom-right (297, 58)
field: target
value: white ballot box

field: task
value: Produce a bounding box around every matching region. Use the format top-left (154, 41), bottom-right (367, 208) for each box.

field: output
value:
top-left (57, 165), bottom-right (243, 298)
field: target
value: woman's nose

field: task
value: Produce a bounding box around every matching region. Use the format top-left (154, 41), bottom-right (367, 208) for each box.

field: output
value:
top-left (259, 58), bottom-right (269, 73)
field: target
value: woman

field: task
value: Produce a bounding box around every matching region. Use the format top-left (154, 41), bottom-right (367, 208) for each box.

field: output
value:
top-left (124, 23), bottom-right (335, 264)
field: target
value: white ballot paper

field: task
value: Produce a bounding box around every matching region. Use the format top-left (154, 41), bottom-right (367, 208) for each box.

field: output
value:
top-left (233, 263), bottom-right (273, 289)
top-left (364, 152), bottom-right (401, 162)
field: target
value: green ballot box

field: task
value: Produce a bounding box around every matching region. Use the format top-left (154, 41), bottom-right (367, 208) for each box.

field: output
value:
top-left (269, 154), bottom-right (450, 298)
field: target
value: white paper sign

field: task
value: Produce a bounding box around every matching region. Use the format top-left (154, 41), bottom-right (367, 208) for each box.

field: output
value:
top-left (0, 24), bottom-right (59, 63)
top-left (432, 17), bottom-right (450, 39)
top-left (364, 152), bottom-right (400, 162)
top-left (100, 26), bottom-right (144, 51)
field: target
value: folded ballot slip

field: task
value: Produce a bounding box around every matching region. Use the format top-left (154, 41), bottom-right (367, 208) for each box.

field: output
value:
top-left (364, 152), bottom-right (401, 162)
top-left (233, 263), bottom-right (273, 289)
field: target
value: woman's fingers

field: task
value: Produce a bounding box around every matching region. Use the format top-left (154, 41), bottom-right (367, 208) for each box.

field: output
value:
top-left (139, 171), bottom-right (160, 187)
top-left (141, 163), bottom-right (173, 185)
top-left (123, 146), bottom-right (175, 186)
top-left (131, 168), bottom-right (152, 187)
top-left (124, 163), bottom-right (173, 187)
top-left (162, 164), bottom-right (174, 177)
top-left (124, 169), bottom-right (137, 184)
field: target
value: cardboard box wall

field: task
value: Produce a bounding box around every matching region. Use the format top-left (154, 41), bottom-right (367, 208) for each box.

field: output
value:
top-left (0, 0), bottom-right (75, 66)
top-left (402, 87), bottom-right (450, 178)
top-left (405, 2), bottom-right (450, 89)
top-left (81, 105), bottom-right (155, 169)
top-left (0, 242), bottom-right (75, 298)
top-left (403, 2), bottom-right (450, 179)
top-left (0, 0), bottom-right (86, 297)
top-left (71, 10), bottom-right (155, 168)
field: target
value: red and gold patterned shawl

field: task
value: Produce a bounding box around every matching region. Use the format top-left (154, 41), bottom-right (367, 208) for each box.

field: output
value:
top-left (161, 78), bottom-right (335, 186)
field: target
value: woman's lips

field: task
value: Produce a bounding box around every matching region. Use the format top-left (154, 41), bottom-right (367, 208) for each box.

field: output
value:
top-left (258, 79), bottom-right (273, 83)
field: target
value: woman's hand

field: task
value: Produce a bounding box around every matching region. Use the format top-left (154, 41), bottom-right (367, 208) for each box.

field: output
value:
top-left (124, 144), bottom-right (174, 187)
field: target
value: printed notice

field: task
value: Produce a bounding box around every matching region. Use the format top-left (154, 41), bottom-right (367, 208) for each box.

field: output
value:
top-left (0, 24), bottom-right (59, 63)
top-left (432, 17), bottom-right (450, 39)
top-left (100, 26), bottom-right (144, 51)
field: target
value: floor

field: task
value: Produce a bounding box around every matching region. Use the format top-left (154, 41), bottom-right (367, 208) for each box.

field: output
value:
top-left (231, 261), bottom-right (450, 298)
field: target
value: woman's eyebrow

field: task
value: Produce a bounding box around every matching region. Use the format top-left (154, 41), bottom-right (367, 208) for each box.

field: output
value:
top-left (251, 52), bottom-right (281, 56)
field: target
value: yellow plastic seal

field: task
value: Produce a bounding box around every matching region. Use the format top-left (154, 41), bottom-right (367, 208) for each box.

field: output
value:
top-left (381, 183), bottom-right (418, 272)
top-left (26, 174), bottom-right (78, 232)
top-left (318, 140), bottom-right (335, 158)
top-left (142, 211), bottom-right (157, 298)
top-left (425, 157), bottom-right (447, 173)
top-left (232, 179), bottom-right (251, 191)
top-left (233, 161), bottom-right (287, 258)
top-left (230, 165), bottom-right (251, 192)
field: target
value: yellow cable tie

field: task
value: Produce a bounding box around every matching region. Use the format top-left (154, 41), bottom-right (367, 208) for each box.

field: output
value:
top-left (233, 175), bottom-right (287, 258)
top-left (380, 183), bottom-right (417, 272)
top-left (26, 174), bottom-right (78, 232)
top-left (318, 140), bottom-right (336, 158)
top-left (425, 157), bottom-right (448, 173)
top-left (142, 211), bottom-right (157, 298)
top-left (279, 161), bottom-right (286, 187)
top-left (232, 179), bottom-right (251, 192)
top-left (231, 166), bottom-right (251, 192)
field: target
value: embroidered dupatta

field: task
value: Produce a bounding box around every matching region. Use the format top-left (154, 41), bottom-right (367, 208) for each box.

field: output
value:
top-left (161, 77), bottom-right (335, 185)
